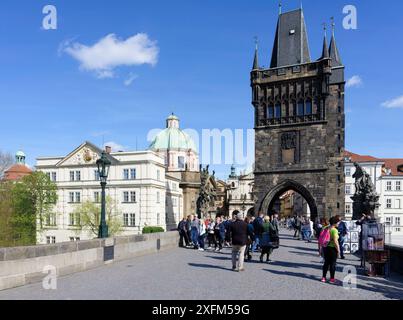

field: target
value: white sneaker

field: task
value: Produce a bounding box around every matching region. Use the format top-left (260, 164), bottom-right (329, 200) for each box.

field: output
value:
top-left (198, 248), bottom-right (205, 252)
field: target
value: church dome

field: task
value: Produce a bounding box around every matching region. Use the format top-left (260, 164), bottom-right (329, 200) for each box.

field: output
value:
top-left (149, 114), bottom-right (197, 152)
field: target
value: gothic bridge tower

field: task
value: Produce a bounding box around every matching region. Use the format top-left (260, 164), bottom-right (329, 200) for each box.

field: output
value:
top-left (251, 9), bottom-right (345, 220)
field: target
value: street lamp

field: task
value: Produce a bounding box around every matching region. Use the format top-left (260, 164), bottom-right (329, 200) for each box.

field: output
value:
top-left (241, 200), bottom-right (247, 218)
top-left (96, 151), bottom-right (111, 239)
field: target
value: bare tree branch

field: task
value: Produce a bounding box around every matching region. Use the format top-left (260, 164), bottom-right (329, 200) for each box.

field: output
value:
top-left (0, 150), bottom-right (13, 178)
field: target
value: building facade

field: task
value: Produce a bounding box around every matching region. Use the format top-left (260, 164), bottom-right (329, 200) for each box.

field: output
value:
top-left (36, 142), bottom-right (183, 244)
top-left (149, 114), bottom-right (200, 217)
top-left (227, 166), bottom-right (255, 217)
top-left (344, 151), bottom-right (403, 235)
top-left (252, 8), bottom-right (345, 220)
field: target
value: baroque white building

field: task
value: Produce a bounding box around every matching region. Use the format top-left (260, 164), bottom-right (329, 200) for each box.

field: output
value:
top-left (344, 151), bottom-right (403, 235)
top-left (227, 166), bottom-right (255, 217)
top-left (35, 141), bottom-right (183, 244)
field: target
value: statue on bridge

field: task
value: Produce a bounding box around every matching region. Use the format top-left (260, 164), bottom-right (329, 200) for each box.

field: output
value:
top-left (351, 162), bottom-right (380, 220)
top-left (196, 165), bottom-right (217, 219)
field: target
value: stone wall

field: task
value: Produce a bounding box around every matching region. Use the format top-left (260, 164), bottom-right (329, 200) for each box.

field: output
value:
top-left (0, 232), bottom-right (179, 291)
top-left (386, 244), bottom-right (403, 275)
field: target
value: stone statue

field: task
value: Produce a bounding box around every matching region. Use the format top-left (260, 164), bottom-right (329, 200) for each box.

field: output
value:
top-left (196, 165), bottom-right (217, 219)
top-left (351, 162), bottom-right (380, 220)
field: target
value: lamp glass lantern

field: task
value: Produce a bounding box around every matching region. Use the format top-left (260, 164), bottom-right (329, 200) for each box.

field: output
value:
top-left (96, 151), bottom-right (112, 238)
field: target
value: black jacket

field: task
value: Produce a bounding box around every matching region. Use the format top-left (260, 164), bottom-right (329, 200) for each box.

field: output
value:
top-left (229, 220), bottom-right (249, 246)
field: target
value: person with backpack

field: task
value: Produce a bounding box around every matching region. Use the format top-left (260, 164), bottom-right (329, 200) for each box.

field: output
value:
top-left (337, 216), bottom-right (349, 259)
top-left (260, 216), bottom-right (278, 263)
top-left (293, 215), bottom-right (302, 239)
top-left (320, 216), bottom-right (341, 284)
top-left (252, 212), bottom-right (264, 252)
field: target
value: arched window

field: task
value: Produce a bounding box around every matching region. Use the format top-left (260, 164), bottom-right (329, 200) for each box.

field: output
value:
top-left (274, 103), bottom-right (281, 118)
top-left (267, 104), bottom-right (274, 119)
top-left (305, 99), bottom-right (312, 115)
top-left (297, 100), bottom-right (304, 116)
top-left (178, 156), bottom-right (185, 169)
top-left (291, 102), bottom-right (297, 117)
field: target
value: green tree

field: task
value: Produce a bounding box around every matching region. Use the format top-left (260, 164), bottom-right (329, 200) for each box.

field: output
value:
top-left (11, 172), bottom-right (58, 244)
top-left (0, 181), bottom-right (15, 246)
top-left (71, 196), bottom-right (123, 238)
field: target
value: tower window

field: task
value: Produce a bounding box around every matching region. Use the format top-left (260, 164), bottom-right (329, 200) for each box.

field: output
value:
top-left (297, 101), bottom-right (304, 116)
top-left (267, 105), bottom-right (274, 119)
top-left (305, 100), bottom-right (312, 115)
top-left (274, 103), bottom-right (281, 118)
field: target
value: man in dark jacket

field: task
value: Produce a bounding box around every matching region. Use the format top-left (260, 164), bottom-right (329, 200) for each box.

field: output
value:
top-left (252, 212), bottom-right (264, 252)
top-left (178, 218), bottom-right (189, 248)
top-left (229, 213), bottom-right (252, 272)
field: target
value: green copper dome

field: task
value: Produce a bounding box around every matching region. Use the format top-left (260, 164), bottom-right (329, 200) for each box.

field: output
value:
top-left (149, 114), bottom-right (197, 152)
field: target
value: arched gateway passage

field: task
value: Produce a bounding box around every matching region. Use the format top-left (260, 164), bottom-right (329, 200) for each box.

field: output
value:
top-left (259, 180), bottom-right (318, 221)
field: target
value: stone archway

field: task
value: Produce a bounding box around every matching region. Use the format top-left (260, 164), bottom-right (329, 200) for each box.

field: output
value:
top-left (259, 179), bottom-right (318, 221)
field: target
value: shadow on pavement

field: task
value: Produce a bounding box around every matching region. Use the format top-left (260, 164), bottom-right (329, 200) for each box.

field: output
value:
top-left (188, 263), bottom-right (231, 272)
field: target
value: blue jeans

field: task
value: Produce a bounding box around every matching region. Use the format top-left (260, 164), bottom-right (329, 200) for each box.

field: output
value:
top-left (191, 228), bottom-right (199, 247)
top-left (198, 234), bottom-right (206, 249)
top-left (252, 236), bottom-right (261, 252)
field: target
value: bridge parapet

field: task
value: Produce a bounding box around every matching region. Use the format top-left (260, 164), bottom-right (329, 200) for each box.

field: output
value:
top-left (0, 232), bottom-right (178, 291)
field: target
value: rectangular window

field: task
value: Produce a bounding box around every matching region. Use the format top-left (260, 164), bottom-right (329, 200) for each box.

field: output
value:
top-left (396, 181), bottom-right (401, 191)
top-left (157, 213), bottom-right (160, 225)
top-left (345, 185), bottom-right (351, 195)
top-left (52, 172), bottom-right (57, 182)
top-left (75, 192), bottom-right (81, 203)
top-left (130, 191), bottom-right (136, 203)
top-left (178, 157), bottom-right (185, 170)
top-left (123, 214), bottom-right (129, 227)
top-left (274, 103), bottom-right (281, 118)
top-left (94, 192), bottom-right (100, 203)
top-left (69, 213), bottom-right (75, 226)
top-left (75, 171), bottom-right (81, 181)
top-left (396, 199), bottom-right (401, 209)
top-left (297, 102), bottom-right (304, 116)
top-left (70, 171), bottom-right (75, 181)
top-left (386, 217), bottom-right (392, 225)
top-left (396, 217), bottom-right (401, 226)
top-left (130, 214), bottom-right (136, 227)
top-left (386, 199), bottom-right (392, 209)
top-left (157, 192), bottom-right (160, 203)
top-left (52, 237), bottom-right (56, 244)
top-left (123, 192), bottom-right (129, 203)
top-left (69, 192), bottom-right (75, 203)
top-left (157, 170), bottom-right (161, 181)
top-left (46, 172), bottom-right (51, 180)
top-left (267, 106), bottom-right (274, 119)
top-left (130, 169), bottom-right (136, 180)
top-left (387, 181), bottom-right (392, 191)
top-left (95, 170), bottom-right (100, 181)
top-left (46, 236), bottom-right (51, 244)
top-left (172, 198), bottom-right (177, 207)
top-left (123, 169), bottom-right (129, 180)
top-left (47, 213), bottom-right (56, 226)
top-left (305, 100), bottom-right (312, 115)
top-left (47, 236), bottom-right (56, 244)
top-left (70, 237), bottom-right (75, 242)
top-left (345, 204), bottom-right (351, 215)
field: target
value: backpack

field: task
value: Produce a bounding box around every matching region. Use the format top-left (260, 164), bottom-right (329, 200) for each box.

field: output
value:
top-left (318, 227), bottom-right (331, 248)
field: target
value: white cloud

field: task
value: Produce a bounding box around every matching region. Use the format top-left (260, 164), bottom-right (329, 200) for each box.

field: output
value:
top-left (103, 141), bottom-right (128, 152)
top-left (382, 95), bottom-right (403, 109)
top-left (62, 33), bottom-right (159, 78)
top-left (124, 73), bottom-right (139, 86)
top-left (346, 75), bottom-right (363, 88)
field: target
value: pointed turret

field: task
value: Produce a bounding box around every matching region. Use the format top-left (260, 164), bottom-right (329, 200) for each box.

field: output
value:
top-left (252, 39), bottom-right (259, 70)
top-left (329, 19), bottom-right (342, 66)
top-left (319, 24), bottom-right (329, 60)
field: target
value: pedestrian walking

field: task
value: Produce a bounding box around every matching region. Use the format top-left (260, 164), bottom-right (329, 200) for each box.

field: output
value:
top-left (190, 215), bottom-right (200, 249)
top-left (207, 219), bottom-right (216, 249)
top-left (198, 219), bottom-right (207, 251)
top-left (260, 216), bottom-right (279, 263)
top-left (321, 216), bottom-right (341, 284)
top-left (252, 212), bottom-right (264, 252)
top-left (337, 216), bottom-right (349, 259)
top-left (186, 215), bottom-right (193, 247)
top-left (214, 216), bottom-right (225, 252)
top-left (244, 217), bottom-right (254, 262)
top-left (293, 215), bottom-right (302, 239)
top-left (229, 213), bottom-right (252, 272)
top-left (177, 217), bottom-right (189, 247)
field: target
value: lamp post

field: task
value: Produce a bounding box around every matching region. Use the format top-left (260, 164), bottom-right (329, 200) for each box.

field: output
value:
top-left (96, 151), bottom-right (111, 239)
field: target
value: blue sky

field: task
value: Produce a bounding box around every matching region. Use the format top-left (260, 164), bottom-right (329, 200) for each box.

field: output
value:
top-left (1, 0), bottom-right (403, 179)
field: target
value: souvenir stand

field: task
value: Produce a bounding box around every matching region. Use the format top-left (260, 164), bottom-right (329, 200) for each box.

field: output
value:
top-left (362, 221), bottom-right (390, 277)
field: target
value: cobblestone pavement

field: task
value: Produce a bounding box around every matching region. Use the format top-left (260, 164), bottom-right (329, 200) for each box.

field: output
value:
top-left (1, 230), bottom-right (402, 300)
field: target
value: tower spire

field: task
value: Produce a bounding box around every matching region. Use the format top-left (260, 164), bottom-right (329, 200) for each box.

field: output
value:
top-left (279, 1), bottom-right (282, 15)
top-left (320, 23), bottom-right (329, 60)
top-left (329, 17), bottom-right (342, 66)
top-left (252, 36), bottom-right (259, 70)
